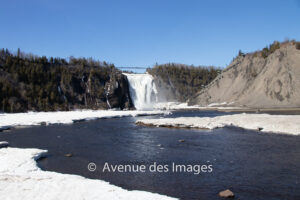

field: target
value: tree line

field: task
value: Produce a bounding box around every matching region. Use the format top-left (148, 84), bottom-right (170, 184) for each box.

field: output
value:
top-left (0, 48), bottom-right (116, 112)
top-left (1, 48), bottom-right (222, 112)
top-left (147, 63), bottom-right (220, 102)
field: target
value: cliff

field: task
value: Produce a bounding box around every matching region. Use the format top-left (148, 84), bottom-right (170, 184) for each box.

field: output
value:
top-left (147, 64), bottom-right (219, 102)
top-left (0, 49), bottom-right (133, 112)
top-left (189, 41), bottom-right (300, 108)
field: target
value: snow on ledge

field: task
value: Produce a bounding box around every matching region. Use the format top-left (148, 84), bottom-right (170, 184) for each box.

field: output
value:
top-left (136, 113), bottom-right (300, 135)
top-left (0, 147), bottom-right (176, 200)
top-left (153, 102), bottom-right (201, 110)
top-left (152, 102), bottom-right (243, 111)
top-left (0, 110), bottom-right (170, 129)
top-left (207, 102), bottom-right (228, 107)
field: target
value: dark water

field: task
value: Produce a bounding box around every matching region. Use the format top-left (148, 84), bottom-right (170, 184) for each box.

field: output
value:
top-left (0, 111), bottom-right (300, 200)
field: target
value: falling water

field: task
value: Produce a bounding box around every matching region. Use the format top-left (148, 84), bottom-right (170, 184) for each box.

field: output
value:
top-left (124, 73), bottom-right (158, 110)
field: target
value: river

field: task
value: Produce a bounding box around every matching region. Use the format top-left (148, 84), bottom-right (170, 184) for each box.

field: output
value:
top-left (0, 110), bottom-right (299, 200)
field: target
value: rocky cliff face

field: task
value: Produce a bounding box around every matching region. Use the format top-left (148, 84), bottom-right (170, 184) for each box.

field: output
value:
top-left (58, 71), bottom-right (134, 110)
top-left (105, 72), bottom-right (134, 110)
top-left (151, 75), bottom-right (178, 102)
top-left (147, 64), bottom-right (219, 102)
top-left (189, 42), bottom-right (300, 108)
top-left (0, 48), bottom-right (134, 112)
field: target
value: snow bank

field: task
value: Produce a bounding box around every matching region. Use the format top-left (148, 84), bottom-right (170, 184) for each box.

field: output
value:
top-left (153, 102), bottom-right (243, 111)
top-left (153, 102), bottom-right (201, 110)
top-left (207, 102), bottom-right (229, 107)
top-left (0, 147), bottom-right (176, 200)
top-left (0, 110), bottom-right (170, 129)
top-left (136, 113), bottom-right (300, 135)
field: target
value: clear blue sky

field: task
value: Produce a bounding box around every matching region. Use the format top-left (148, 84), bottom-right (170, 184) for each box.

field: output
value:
top-left (1, 0), bottom-right (299, 72)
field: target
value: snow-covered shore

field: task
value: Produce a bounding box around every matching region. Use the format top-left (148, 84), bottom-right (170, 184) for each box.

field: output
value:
top-left (153, 102), bottom-right (201, 110)
top-left (0, 110), bottom-right (170, 130)
top-left (0, 110), bottom-right (175, 199)
top-left (136, 113), bottom-right (300, 135)
top-left (153, 102), bottom-right (243, 111)
top-left (0, 147), bottom-right (175, 200)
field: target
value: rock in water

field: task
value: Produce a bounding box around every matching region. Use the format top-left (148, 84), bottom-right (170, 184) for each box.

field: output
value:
top-left (39, 122), bottom-right (47, 126)
top-left (0, 141), bottom-right (9, 148)
top-left (218, 189), bottom-right (235, 198)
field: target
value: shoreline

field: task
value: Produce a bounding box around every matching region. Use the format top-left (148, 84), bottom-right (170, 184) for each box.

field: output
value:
top-left (152, 102), bottom-right (300, 113)
top-left (136, 113), bottom-right (300, 135)
top-left (0, 147), bottom-right (176, 200)
top-left (0, 110), bottom-right (170, 131)
top-left (165, 107), bottom-right (300, 114)
top-left (1, 110), bottom-right (300, 199)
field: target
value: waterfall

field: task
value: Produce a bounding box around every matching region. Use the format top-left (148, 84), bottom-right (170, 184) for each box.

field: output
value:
top-left (124, 73), bottom-right (158, 110)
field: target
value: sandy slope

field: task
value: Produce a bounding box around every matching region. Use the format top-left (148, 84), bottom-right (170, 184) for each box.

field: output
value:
top-left (189, 42), bottom-right (300, 108)
top-left (136, 113), bottom-right (300, 135)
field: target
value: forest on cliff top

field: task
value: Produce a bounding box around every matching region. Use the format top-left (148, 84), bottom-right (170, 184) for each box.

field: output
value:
top-left (0, 49), bottom-right (121, 112)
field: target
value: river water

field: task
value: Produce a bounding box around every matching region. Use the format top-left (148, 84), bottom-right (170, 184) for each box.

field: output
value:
top-left (0, 110), bottom-right (299, 200)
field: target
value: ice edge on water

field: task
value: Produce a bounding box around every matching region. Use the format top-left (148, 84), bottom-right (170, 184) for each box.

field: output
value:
top-left (0, 147), bottom-right (176, 200)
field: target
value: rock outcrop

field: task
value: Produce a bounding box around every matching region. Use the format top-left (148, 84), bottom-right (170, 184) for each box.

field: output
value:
top-left (189, 42), bottom-right (300, 108)
top-left (58, 70), bottom-right (134, 110)
top-left (105, 72), bottom-right (134, 110)
top-left (0, 49), bottom-right (134, 112)
top-left (152, 75), bottom-right (178, 102)
top-left (147, 64), bottom-right (219, 102)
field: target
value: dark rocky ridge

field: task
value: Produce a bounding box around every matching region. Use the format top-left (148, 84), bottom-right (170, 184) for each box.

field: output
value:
top-left (105, 72), bottom-right (134, 109)
top-left (0, 49), bottom-right (134, 112)
top-left (57, 70), bottom-right (133, 110)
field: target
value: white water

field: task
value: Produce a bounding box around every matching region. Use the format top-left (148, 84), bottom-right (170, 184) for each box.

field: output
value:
top-left (124, 73), bottom-right (158, 110)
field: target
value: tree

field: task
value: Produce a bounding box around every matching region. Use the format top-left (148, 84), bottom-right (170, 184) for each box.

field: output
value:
top-left (238, 50), bottom-right (244, 57)
top-left (17, 48), bottom-right (21, 58)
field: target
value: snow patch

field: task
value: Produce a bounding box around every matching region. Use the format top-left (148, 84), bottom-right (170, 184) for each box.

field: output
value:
top-left (136, 113), bottom-right (300, 135)
top-left (0, 110), bottom-right (170, 129)
top-left (0, 147), bottom-right (176, 200)
top-left (207, 102), bottom-right (228, 107)
top-left (153, 102), bottom-right (243, 111)
top-left (153, 102), bottom-right (202, 110)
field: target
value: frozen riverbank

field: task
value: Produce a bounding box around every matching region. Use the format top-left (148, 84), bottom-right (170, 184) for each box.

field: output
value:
top-left (136, 113), bottom-right (300, 135)
top-left (0, 147), bottom-right (175, 200)
top-left (0, 110), bottom-right (170, 130)
top-left (153, 102), bottom-right (246, 111)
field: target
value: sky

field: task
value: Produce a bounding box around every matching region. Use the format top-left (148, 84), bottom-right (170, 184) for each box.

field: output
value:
top-left (0, 0), bottom-right (299, 72)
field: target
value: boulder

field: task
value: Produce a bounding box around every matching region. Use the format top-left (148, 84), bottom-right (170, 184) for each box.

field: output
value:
top-left (218, 189), bottom-right (234, 198)
top-left (0, 141), bottom-right (9, 148)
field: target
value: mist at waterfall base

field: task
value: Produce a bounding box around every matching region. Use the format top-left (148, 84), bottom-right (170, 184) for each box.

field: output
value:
top-left (124, 73), bottom-right (162, 110)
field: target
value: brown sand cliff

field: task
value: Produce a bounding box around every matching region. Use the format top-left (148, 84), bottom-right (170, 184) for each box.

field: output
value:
top-left (189, 42), bottom-right (300, 108)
